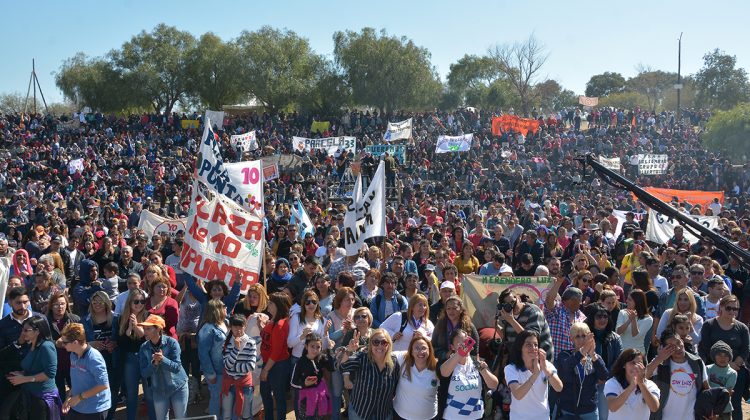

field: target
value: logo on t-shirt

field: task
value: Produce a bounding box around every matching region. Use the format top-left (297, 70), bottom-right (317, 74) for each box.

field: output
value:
top-left (670, 368), bottom-right (696, 396)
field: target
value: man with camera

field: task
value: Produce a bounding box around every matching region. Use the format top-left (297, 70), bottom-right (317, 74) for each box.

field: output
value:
top-left (495, 289), bottom-right (554, 362)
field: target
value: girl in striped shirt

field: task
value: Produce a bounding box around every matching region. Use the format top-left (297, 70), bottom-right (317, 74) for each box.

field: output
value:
top-left (221, 314), bottom-right (257, 420)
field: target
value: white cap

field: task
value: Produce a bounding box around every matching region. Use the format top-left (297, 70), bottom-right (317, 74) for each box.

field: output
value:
top-left (440, 281), bottom-right (456, 290)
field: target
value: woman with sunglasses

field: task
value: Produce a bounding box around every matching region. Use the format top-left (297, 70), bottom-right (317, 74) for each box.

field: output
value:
top-left (340, 307), bottom-right (374, 354)
top-left (571, 270), bottom-right (596, 306)
top-left (114, 289), bottom-right (149, 420)
top-left (82, 290), bottom-right (118, 419)
top-left (556, 322), bottom-right (608, 420)
top-left (7, 316), bottom-right (61, 419)
top-left (197, 299), bottom-right (228, 418)
top-left (341, 329), bottom-right (400, 420)
top-left (288, 290), bottom-right (332, 364)
top-left (60, 322), bottom-right (111, 420)
top-left (698, 295), bottom-right (750, 420)
top-left (47, 292), bottom-right (80, 401)
top-left (585, 303), bottom-right (623, 419)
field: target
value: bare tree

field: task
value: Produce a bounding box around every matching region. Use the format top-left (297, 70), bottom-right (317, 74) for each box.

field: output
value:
top-left (489, 35), bottom-right (549, 116)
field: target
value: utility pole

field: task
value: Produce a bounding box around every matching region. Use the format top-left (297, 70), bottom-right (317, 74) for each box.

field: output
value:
top-left (676, 33), bottom-right (683, 124)
top-left (23, 59), bottom-right (49, 115)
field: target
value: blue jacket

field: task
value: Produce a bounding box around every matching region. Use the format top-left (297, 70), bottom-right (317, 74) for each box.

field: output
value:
top-left (185, 275), bottom-right (241, 314)
top-left (369, 290), bottom-right (408, 327)
top-left (72, 260), bottom-right (105, 312)
top-left (556, 349), bottom-right (609, 415)
top-left (197, 322), bottom-right (227, 381)
top-left (139, 335), bottom-right (188, 395)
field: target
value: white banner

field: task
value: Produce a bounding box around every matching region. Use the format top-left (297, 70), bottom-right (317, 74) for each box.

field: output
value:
top-left (293, 136), bottom-right (356, 156)
top-left (137, 210), bottom-right (187, 239)
top-left (645, 208), bottom-right (719, 245)
top-left (435, 134), bottom-right (473, 154)
top-left (180, 182), bottom-right (263, 292)
top-left (638, 154), bottom-right (668, 175)
top-left (68, 158), bottom-right (84, 174)
top-left (204, 110), bottom-right (225, 129)
top-left (343, 161), bottom-right (386, 256)
top-left (231, 131), bottom-right (258, 152)
top-left (600, 157), bottom-right (621, 171)
top-left (578, 96), bottom-right (599, 107)
top-left (196, 118), bottom-right (264, 211)
top-left (612, 209), bottom-right (645, 239)
top-left (383, 118), bottom-right (412, 142)
top-left (290, 199), bottom-right (315, 238)
top-left (0, 257), bottom-right (8, 315)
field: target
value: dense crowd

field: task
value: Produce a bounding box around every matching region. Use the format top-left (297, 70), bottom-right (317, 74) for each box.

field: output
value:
top-left (0, 105), bottom-right (749, 420)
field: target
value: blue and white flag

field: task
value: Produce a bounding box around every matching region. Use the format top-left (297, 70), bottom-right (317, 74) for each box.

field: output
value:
top-left (435, 134), bottom-right (472, 153)
top-left (383, 118), bottom-right (412, 142)
top-left (290, 199), bottom-right (315, 238)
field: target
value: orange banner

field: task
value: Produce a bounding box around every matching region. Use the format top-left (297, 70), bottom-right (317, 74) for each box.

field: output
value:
top-left (491, 115), bottom-right (540, 136)
top-left (637, 187), bottom-right (725, 214)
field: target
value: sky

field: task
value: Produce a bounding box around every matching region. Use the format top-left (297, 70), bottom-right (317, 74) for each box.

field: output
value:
top-left (2, 0), bottom-right (748, 105)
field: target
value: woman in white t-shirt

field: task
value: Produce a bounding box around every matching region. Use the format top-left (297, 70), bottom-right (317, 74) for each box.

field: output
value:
top-left (439, 329), bottom-right (499, 419)
top-left (615, 289), bottom-right (653, 354)
top-left (393, 336), bottom-right (439, 420)
top-left (381, 294), bottom-right (434, 352)
top-left (604, 348), bottom-right (660, 420)
top-left (503, 330), bottom-right (563, 420)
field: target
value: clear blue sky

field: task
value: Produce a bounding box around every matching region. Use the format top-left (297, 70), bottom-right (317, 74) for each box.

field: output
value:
top-left (3, 0), bottom-right (747, 105)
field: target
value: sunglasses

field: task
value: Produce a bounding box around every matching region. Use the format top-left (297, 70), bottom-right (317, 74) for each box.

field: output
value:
top-left (133, 299), bottom-right (146, 305)
top-left (61, 339), bottom-right (74, 345)
top-left (305, 300), bottom-right (318, 305)
top-left (724, 306), bottom-right (740, 312)
top-left (354, 314), bottom-right (368, 320)
top-left (595, 314), bottom-right (610, 320)
top-left (371, 338), bottom-right (389, 347)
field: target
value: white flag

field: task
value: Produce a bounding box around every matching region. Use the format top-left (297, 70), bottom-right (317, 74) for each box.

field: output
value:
top-left (599, 157), bottom-right (621, 171)
top-left (383, 118), bottom-right (412, 142)
top-left (435, 134), bottom-right (472, 153)
top-left (137, 210), bottom-right (187, 239)
top-left (645, 208), bottom-right (719, 244)
top-left (290, 199), bottom-right (315, 238)
top-left (231, 131), bottom-right (258, 152)
top-left (204, 110), bottom-right (225, 129)
top-left (343, 161), bottom-right (386, 256)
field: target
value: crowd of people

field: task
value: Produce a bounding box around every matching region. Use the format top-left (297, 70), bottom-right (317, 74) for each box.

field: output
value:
top-left (0, 104), bottom-right (749, 420)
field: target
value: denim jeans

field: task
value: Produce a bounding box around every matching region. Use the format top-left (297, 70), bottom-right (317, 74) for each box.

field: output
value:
top-left (330, 369), bottom-right (344, 420)
top-left (260, 359), bottom-right (291, 420)
top-left (122, 352), bottom-right (143, 420)
top-left (560, 409), bottom-right (599, 420)
top-left (207, 378), bottom-right (222, 417)
top-left (152, 381), bottom-right (189, 420)
top-left (596, 382), bottom-right (608, 420)
top-left (221, 384), bottom-right (253, 420)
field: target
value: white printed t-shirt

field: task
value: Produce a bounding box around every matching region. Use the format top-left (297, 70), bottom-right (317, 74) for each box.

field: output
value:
top-left (503, 363), bottom-right (557, 420)
top-left (658, 360), bottom-right (707, 420)
top-left (603, 377), bottom-right (660, 420)
top-left (444, 361), bottom-right (484, 420)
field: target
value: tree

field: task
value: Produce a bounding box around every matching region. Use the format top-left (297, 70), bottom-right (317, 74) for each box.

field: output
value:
top-left (55, 53), bottom-right (136, 112)
top-left (585, 72), bottom-right (626, 97)
top-left (598, 91), bottom-right (649, 110)
top-left (488, 34), bottom-right (549, 116)
top-left (694, 49), bottom-right (750, 110)
top-left (185, 33), bottom-right (246, 110)
top-left (111, 23), bottom-right (196, 115)
top-left (0, 92), bottom-right (25, 114)
top-left (333, 28), bottom-right (442, 114)
top-left (703, 103), bottom-right (750, 162)
top-left (626, 67), bottom-right (676, 112)
top-left (533, 79), bottom-right (577, 113)
top-left (661, 76), bottom-right (696, 111)
top-left (236, 26), bottom-right (321, 113)
top-left (446, 54), bottom-right (499, 106)
top-left (299, 58), bottom-right (351, 117)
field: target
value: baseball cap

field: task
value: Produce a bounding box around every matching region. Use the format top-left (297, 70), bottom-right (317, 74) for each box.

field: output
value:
top-left (439, 281), bottom-right (456, 290)
top-left (138, 314), bottom-right (166, 330)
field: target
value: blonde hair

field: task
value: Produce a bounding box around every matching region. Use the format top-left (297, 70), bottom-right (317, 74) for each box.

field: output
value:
top-left (352, 307), bottom-right (373, 326)
top-left (89, 291), bottom-right (113, 327)
top-left (668, 289), bottom-right (697, 325)
top-left (118, 289), bottom-right (148, 336)
top-left (570, 322), bottom-right (590, 339)
top-left (367, 328), bottom-right (395, 372)
top-left (406, 294), bottom-right (429, 325)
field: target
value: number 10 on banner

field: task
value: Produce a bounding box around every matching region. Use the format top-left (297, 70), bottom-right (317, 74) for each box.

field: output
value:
top-left (241, 167), bottom-right (261, 184)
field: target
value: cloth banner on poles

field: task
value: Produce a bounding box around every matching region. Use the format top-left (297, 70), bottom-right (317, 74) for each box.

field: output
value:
top-left (231, 131), bottom-right (258, 152)
top-left (599, 157), bottom-right (621, 171)
top-left (638, 187), bottom-right (725, 215)
top-left (197, 118), bottom-right (264, 211)
top-left (578, 96), bottom-right (599, 107)
top-left (137, 210), bottom-right (187, 239)
top-left (461, 275), bottom-right (554, 329)
top-left (293, 136), bottom-right (356, 156)
top-left (645, 208), bottom-right (719, 245)
top-left (180, 181), bottom-right (263, 292)
top-left (181, 120), bottom-right (199, 129)
top-left (637, 154), bottom-right (668, 175)
top-left (68, 158), bottom-right (84, 174)
top-left (611, 209), bottom-right (645, 239)
top-left (383, 118), bottom-right (412, 141)
top-left (435, 134), bottom-right (472, 154)
top-left (343, 161), bottom-right (386, 256)
top-left (290, 199), bottom-right (315, 239)
top-left (491, 115), bottom-right (541, 136)
top-left (204, 110), bottom-right (225, 129)
top-left (310, 120), bottom-right (330, 134)
top-left (364, 145), bottom-right (406, 165)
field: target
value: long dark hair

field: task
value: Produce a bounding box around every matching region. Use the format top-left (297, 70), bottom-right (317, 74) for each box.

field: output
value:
top-left (508, 330), bottom-right (539, 368)
top-left (629, 289), bottom-right (650, 318)
top-left (23, 315), bottom-right (52, 348)
top-left (610, 348), bottom-right (646, 392)
top-left (268, 292), bottom-right (291, 322)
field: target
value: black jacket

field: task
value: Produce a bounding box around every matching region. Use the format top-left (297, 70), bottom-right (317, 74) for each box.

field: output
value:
top-left (556, 349), bottom-right (609, 415)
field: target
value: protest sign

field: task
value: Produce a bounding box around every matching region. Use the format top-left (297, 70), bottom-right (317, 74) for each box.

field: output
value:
top-left (611, 209), bottom-right (645, 239)
top-left (68, 158), bottom-right (84, 174)
top-left (640, 187), bottom-right (724, 214)
top-left (448, 199), bottom-right (474, 208)
top-left (600, 157), bottom-right (621, 171)
top-left (293, 136), bottom-right (356, 156)
top-left (231, 131), bottom-right (258, 152)
top-left (180, 182), bottom-right (263, 292)
top-left (645, 208), bottom-right (719, 244)
top-left (383, 118), bottom-right (412, 141)
top-left (57, 120), bottom-right (80, 132)
top-left (310, 120), bottom-right (330, 134)
top-left (181, 120), bottom-right (199, 129)
top-left (196, 118), bottom-right (264, 211)
top-left (290, 199), bottom-right (315, 238)
top-left (491, 115), bottom-right (541, 136)
top-left (578, 96), bottom-right (599, 107)
top-left (637, 154), bottom-right (668, 175)
top-left (461, 275), bottom-right (554, 329)
top-left (137, 210), bottom-right (187, 239)
top-left (343, 161), bottom-right (386, 256)
top-left (262, 161), bottom-right (279, 181)
top-left (364, 144), bottom-right (407, 165)
top-left (204, 110), bottom-right (225, 129)
top-left (435, 134), bottom-right (472, 153)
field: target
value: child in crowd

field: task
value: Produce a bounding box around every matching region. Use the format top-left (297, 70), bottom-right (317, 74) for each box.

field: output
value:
top-left (290, 333), bottom-right (333, 419)
top-left (670, 314), bottom-right (698, 355)
top-left (706, 341), bottom-right (736, 420)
